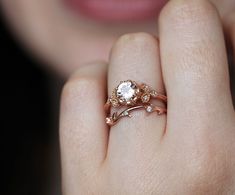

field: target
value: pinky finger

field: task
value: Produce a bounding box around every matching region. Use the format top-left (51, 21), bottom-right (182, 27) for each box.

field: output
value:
top-left (60, 62), bottom-right (108, 194)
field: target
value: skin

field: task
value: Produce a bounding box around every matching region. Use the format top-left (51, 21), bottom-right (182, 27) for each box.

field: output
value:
top-left (1, 0), bottom-right (235, 194)
top-left (0, 0), bottom-right (235, 76)
top-left (60, 1), bottom-right (235, 194)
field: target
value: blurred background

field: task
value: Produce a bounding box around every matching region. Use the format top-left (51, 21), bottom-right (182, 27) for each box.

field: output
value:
top-left (1, 14), bottom-right (62, 195)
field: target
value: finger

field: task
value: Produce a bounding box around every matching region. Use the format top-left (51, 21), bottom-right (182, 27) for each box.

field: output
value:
top-left (107, 33), bottom-right (166, 162)
top-left (60, 62), bottom-right (108, 194)
top-left (159, 0), bottom-right (234, 136)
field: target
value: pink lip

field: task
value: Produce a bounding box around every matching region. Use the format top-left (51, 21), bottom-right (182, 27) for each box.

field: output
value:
top-left (64, 0), bottom-right (168, 22)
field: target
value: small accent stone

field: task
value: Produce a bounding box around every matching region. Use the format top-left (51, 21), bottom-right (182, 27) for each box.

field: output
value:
top-left (110, 98), bottom-right (119, 107)
top-left (146, 105), bottom-right (153, 113)
top-left (106, 117), bottom-right (112, 124)
top-left (123, 110), bottom-right (129, 116)
top-left (141, 93), bottom-right (150, 103)
top-left (150, 90), bottom-right (158, 97)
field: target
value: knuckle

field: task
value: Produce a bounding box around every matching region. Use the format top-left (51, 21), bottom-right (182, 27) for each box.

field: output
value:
top-left (160, 0), bottom-right (218, 29)
top-left (113, 32), bottom-right (157, 52)
top-left (61, 74), bottom-right (97, 106)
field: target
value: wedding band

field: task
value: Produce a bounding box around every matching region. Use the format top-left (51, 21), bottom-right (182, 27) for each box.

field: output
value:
top-left (105, 80), bottom-right (167, 126)
top-left (106, 103), bottom-right (167, 126)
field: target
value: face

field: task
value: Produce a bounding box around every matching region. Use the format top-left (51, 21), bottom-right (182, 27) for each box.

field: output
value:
top-left (0, 0), bottom-right (234, 76)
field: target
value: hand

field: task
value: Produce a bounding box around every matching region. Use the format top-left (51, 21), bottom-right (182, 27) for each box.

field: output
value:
top-left (60, 0), bottom-right (235, 194)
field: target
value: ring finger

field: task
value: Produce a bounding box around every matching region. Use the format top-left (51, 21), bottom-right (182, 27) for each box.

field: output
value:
top-left (106, 33), bottom-right (166, 163)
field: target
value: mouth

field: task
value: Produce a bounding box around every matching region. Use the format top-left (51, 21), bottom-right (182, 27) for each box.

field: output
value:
top-left (64, 0), bottom-right (168, 22)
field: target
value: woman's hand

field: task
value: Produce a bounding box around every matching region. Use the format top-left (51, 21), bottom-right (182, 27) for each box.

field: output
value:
top-left (60, 0), bottom-right (235, 194)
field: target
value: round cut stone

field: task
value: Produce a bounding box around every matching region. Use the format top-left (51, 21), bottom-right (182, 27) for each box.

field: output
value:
top-left (116, 81), bottom-right (137, 102)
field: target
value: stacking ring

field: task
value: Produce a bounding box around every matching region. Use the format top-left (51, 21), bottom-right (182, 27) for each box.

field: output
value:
top-left (105, 80), bottom-right (167, 126)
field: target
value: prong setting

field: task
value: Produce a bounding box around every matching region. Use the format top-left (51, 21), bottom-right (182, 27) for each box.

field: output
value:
top-left (105, 80), bottom-right (167, 126)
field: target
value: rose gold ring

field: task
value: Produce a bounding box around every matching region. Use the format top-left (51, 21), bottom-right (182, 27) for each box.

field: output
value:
top-left (105, 80), bottom-right (167, 126)
top-left (106, 103), bottom-right (167, 126)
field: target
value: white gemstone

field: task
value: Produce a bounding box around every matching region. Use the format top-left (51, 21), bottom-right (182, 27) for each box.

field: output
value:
top-left (116, 81), bottom-right (136, 101)
top-left (146, 106), bottom-right (153, 113)
top-left (143, 95), bottom-right (148, 101)
top-left (142, 94), bottom-right (150, 103)
top-left (106, 117), bottom-right (112, 124)
top-left (123, 111), bottom-right (129, 116)
top-left (150, 90), bottom-right (158, 97)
